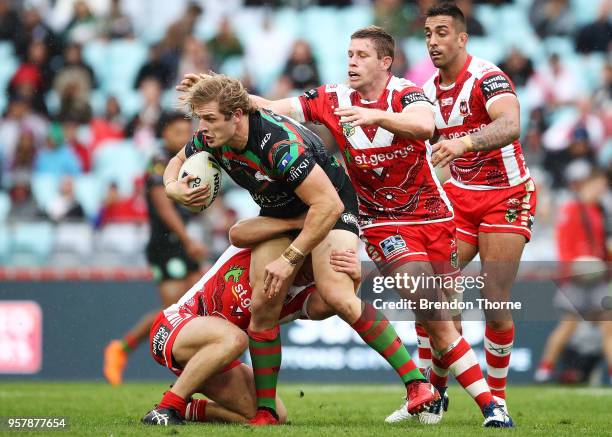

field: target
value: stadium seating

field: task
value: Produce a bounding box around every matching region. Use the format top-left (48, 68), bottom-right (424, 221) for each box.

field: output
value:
top-left (8, 221), bottom-right (55, 266)
top-left (92, 139), bottom-right (147, 195)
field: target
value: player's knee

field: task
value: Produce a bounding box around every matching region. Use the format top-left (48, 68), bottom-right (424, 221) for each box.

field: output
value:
top-left (228, 223), bottom-right (248, 248)
top-left (224, 330), bottom-right (248, 356)
top-left (321, 290), bottom-right (358, 320)
top-left (486, 319), bottom-right (513, 332)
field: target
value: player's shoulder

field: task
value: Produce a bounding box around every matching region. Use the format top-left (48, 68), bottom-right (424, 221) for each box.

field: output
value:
top-left (468, 56), bottom-right (505, 80)
top-left (388, 75), bottom-right (420, 92)
top-left (318, 82), bottom-right (354, 98)
top-left (422, 71), bottom-right (439, 95)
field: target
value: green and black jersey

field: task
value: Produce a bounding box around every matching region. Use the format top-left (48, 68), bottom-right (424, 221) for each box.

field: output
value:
top-left (185, 109), bottom-right (347, 218)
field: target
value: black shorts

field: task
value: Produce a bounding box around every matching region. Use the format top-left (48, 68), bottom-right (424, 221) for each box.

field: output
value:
top-left (146, 241), bottom-right (200, 283)
top-left (261, 181), bottom-right (360, 237)
top-left (332, 181), bottom-right (360, 236)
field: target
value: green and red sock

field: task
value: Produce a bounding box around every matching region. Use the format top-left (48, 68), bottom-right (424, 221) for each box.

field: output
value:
top-left (351, 304), bottom-right (424, 385)
top-left (248, 326), bottom-right (281, 416)
top-left (121, 334), bottom-right (138, 353)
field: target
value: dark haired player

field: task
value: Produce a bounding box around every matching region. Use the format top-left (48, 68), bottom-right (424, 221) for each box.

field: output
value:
top-left (103, 113), bottom-right (206, 386)
top-left (419, 2), bottom-right (536, 422)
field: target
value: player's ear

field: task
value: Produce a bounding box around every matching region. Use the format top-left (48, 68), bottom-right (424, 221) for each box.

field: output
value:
top-left (458, 31), bottom-right (468, 49)
top-left (382, 55), bottom-right (393, 71)
top-left (232, 108), bottom-right (243, 123)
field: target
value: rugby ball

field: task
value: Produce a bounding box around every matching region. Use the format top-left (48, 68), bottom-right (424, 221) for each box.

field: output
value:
top-left (178, 151), bottom-right (222, 212)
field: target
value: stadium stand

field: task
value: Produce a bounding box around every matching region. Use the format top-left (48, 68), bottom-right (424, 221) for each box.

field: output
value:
top-left (0, 0), bottom-right (609, 269)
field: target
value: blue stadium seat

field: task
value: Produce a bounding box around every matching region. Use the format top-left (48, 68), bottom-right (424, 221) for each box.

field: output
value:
top-left (468, 37), bottom-right (505, 64)
top-left (338, 5), bottom-right (373, 31)
top-left (542, 36), bottom-right (575, 57)
top-left (92, 140), bottom-right (146, 195)
top-left (571, 0), bottom-right (604, 25)
top-left (106, 40), bottom-right (148, 95)
top-left (473, 4), bottom-right (498, 36)
top-left (0, 223), bottom-right (8, 263)
top-left (73, 174), bottom-right (108, 219)
top-left (0, 42), bottom-right (18, 113)
top-left (403, 38), bottom-right (429, 66)
top-left (219, 56), bottom-right (246, 80)
top-left (0, 191), bottom-right (10, 223)
top-left (83, 40), bottom-right (110, 90)
top-left (273, 7), bottom-right (300, 41)
top-left (31, 174), bottom-right (61, 213)
top-left (9, 221), bottom-right (55, 266)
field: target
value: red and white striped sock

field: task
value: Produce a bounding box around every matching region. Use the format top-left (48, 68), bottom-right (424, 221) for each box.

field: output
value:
top-left (185, 398), bottom-right (208, 422)
top-left (415, 324), bottom-right (432, 372)
top-left (439, 336), bottom-right (494, 411)
top-left (484, 325), bottom-right (514, 400)
top-left (430, 355), bottom-right (449, 389)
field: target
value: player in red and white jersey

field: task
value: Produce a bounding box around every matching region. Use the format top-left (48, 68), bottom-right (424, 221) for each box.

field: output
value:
top-left (245, 25), bottom-right (511, 427)
top-left (420, 3), bottom-right (538, 415)
top-left (143, 235), bottom-right (359, 426)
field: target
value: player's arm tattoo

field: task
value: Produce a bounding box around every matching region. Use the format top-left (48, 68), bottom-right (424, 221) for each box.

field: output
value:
top-left (468, 113), bottom-right (519, 152)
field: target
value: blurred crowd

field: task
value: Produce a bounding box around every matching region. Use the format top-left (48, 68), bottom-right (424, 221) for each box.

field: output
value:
top-left (0, 0), bottom-right (610, 267)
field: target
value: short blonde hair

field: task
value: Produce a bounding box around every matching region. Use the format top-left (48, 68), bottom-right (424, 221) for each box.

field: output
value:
top-left (181, 72), bottom-right (256, 120)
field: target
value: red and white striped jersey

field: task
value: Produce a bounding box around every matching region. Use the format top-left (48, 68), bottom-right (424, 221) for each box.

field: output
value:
top-left (423, 55), bottom-right (530, 190)
top-left (290, 75), bottom-right (453, 228)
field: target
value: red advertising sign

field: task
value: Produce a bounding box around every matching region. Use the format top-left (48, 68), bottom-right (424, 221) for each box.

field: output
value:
top-left (0, 301), bottom-right (42, 373)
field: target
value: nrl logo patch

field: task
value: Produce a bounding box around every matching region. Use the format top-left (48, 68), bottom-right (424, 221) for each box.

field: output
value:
top-left (342, 123), bottom-right (355, 138)
top-left (505, 208), bottom-right (518, 223)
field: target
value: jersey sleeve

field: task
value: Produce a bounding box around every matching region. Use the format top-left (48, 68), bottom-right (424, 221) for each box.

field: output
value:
top-left (184, 130), bottom-right (208, 158)
top-left (267, 139), bottom-right (316, 190)
top-left (394, 86), bottom-right (434, 112)
top-left (296, 85), bottom-right (329, 124)
top-left (477, 71), bottom-right (517, 111)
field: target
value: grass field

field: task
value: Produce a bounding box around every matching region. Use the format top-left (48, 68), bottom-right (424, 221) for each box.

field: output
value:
top-left (1, 382), bottom-right (610, 436)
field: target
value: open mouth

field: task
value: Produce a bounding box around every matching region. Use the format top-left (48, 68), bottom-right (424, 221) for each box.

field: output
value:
top-left (348, 72), bottom-right (360, 80)
top-left (430, 50), bottom-right (442, 58)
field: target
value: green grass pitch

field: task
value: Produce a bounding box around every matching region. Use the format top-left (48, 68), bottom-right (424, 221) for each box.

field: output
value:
top-left (1, 382), bottom-right (610, 436)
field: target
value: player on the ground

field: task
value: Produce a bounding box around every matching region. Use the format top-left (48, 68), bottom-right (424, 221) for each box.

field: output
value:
top-left (165, 73), bottom-right (438, 425)
top-left (103, 112), bottom-right (207, 386)
top-left (420, 2), bottom-right (537, 416)
top-left (142, 229), bottom-right (360, 425)
top-left (233, 25), bottom-right (511, 427)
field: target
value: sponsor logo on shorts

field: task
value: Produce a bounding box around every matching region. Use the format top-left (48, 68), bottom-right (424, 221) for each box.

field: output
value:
top-left (506, 198), bottom-right (520, 208)
top-left (505, 208), bottom-right (518, 223)
top-left (341, 212), bottom-right (359, 227)
top-left (152, 324), bottom-right (171, 361)
top-left (379, 235), bottom-right (408, 258)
